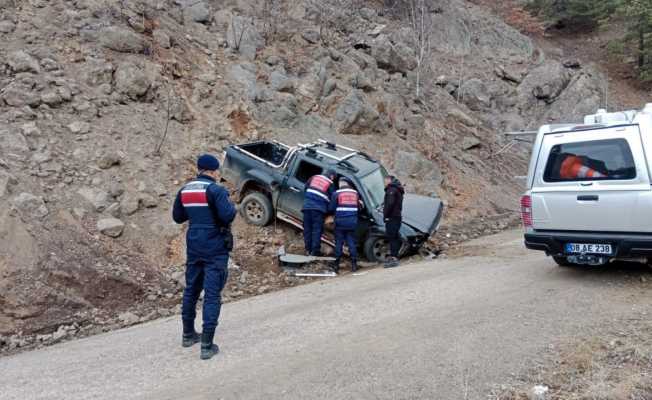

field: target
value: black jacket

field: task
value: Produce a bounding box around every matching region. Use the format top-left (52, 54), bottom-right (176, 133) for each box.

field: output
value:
top-left (383, 179), bottom-right (404, 220)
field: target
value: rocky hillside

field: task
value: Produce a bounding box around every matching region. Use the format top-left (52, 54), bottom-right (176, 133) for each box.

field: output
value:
top-left (0, 0), bottom-right (611, 350)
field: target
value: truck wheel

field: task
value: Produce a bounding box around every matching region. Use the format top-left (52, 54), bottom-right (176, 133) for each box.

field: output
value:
top-left (553, 256), bottom-right (575, 267)
top-left (364, 236), bottom-right (389, 263)
top-left (240, 192), bottom-right (273, 226)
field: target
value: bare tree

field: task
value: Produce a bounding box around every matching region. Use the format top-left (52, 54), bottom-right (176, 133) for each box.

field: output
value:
top-left (155, 85), bottom-right (173, 156)
top-left (405, 0), bottom-right (433, 98)
top-left (260, 0), bottom-right (282, 45)
top-left (228, 15), bottom-right (252, 52)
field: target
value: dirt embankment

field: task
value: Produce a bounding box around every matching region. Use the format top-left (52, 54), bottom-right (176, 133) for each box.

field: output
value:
top-left (1, 0), bottom-right (649, 355)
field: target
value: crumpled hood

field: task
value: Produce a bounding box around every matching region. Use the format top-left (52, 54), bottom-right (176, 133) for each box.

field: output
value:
top-left (400, 194), bottom-right (443, 234)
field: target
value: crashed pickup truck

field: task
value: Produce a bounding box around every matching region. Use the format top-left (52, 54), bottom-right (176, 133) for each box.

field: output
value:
top-left (221, 139), bottom-right (444, 261)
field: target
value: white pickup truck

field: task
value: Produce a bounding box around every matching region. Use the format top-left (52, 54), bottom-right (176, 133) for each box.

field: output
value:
top-left (522, 104), bottom-right (652, 266)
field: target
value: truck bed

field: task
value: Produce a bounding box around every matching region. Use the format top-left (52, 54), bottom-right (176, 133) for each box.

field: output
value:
top-left (236, 141), bottom-right (289, 167)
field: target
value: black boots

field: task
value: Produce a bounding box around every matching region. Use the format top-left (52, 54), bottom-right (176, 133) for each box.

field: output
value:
top-left (200, 331), bottom-right (219, 360)
top-left (182, 320), bottom-right (200, 347)
top-left (384, 257), bottom-right (399, 268)
top-left (331, 258), bottom-right (340, 274)
top-left (331, 258), bottom-right (358, 273)
top-left (182, 331), bottom-right (200, 348)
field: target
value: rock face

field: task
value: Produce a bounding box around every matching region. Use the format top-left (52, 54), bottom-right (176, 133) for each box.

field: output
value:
top-left (97, 218), bottom-right (125, 237)
top-left (518, 61), bottom-right (571, 104)
top-left (371, 35), bottom-right (416, 74)
top-left (114, 62), bottom-right (151, 100)
top-left (335, 90), bottom-right (381, 135)
top-left (185, 1), bottom-right (211, 23)
top-left (100, 27), bottom-right (147, 53)
top-left (0, 129), bottom-right (29, 152)
top-left (2, 82), bottom-right (40, 107)
top-left (393, 150), bottom-right (442, 187)
top-left (269, 70), bottom-right (294, 92)
top-left (459, 79), bottom-right (491, 111)
top-left (84, 61), bottom-right (114, 86)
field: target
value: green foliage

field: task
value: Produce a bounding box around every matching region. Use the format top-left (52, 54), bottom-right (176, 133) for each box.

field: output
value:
top-left (529, 0), bottom-right (652, 81)
top-left (527, 0), bottom-right (617, 28)
top-left (606, 40), bottom-right (626, 55)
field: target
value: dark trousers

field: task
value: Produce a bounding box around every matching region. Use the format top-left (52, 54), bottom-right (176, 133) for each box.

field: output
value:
top-left (302, 210), bottom-right (325, 255)
top-left (385, 217), bottom-right (402, 258)
top-left (334, 228), bottom-right (357, 260)
top-left (181, 256), bottom-right (229, 336)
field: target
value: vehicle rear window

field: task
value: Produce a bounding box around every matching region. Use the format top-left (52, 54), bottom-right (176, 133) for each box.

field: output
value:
top-left (543, 138), bottom-right (636, 182)
top-left (295, 160), bottom-right (323, 183)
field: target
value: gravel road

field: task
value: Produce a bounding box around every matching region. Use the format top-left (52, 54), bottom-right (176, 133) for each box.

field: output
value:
top-left (2, 230), bottom-right (651, 400)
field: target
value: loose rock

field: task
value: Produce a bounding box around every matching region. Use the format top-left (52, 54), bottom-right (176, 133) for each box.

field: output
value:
top-left (12, 192), bottom-right (48, 219)
top-left (153, 30), bottom-right (171, 49)
top-left (335, 90), bottom-right (381, 135)
top-left (68, 121), bottom-right (90, 134)
top-left (371, 35), bottom-right (416, 74)
top-left (117, 311), bottom-right (139, 325)
top-left (461, 136), bottom-right (481, 150)
top-left (7, 51), bottom-right (41, 74)
top-left (459, 79), bottom-right (491, 111)
top-left (0, 20), bottom-right (15, 34)
top-left (114, 62), bottom-right (151, 100)
top-left (97, 151), bottom-right (121, 169)
top-left (185, 1), bottom-right (211, 23)
top-left (40, 91), bottom-right (63, 106)
top-left (97, 218), bottom-right (125, 238)
top-left (302, 30), bottom-right (320, 44)
top-left (100, 26), bottom-right (147, 53)
top-left (78, 187), bottom-right (112, 212)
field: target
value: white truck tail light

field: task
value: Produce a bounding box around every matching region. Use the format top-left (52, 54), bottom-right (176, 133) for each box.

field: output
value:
top-left (521, 195), bottom-right (533, 228)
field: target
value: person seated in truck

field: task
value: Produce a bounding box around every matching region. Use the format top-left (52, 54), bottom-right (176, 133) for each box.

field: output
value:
top-left (329, 177), bottom-right (361, 273)
top-left (302, 169), bottom-right (337, 256)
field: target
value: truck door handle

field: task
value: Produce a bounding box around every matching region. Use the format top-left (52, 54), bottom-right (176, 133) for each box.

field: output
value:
top-left (577, 195), bottom-right (599, 201)
top-left (289, 187), bottom-right (301, 193)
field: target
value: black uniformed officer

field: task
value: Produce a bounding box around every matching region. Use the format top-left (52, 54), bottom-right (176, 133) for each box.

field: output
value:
top-left (172, 154), bottom-right (236, 360)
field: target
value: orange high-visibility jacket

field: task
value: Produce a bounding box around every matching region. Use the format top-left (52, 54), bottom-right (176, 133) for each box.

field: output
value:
top-left (560, 155), bottom-right (605, 179)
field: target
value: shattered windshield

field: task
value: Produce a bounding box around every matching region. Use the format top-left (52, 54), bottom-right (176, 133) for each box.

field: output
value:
top-left (360, 167), bottom-right (388, 209)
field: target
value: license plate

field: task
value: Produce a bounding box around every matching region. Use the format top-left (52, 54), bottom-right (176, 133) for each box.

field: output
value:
top-left (565, 243), bottom-right (612, 255)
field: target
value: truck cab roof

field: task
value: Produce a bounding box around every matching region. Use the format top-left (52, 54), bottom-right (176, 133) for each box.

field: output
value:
top-left (295, 141), bottom-right (381, 177)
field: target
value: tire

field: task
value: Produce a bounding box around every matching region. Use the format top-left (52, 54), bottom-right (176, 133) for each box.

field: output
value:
top-left (240, 192), bottom-right (273, 226)
top-left (364, 236), bottom-right (390, 263)
top-left (553, 256), bottom-right (575, 267)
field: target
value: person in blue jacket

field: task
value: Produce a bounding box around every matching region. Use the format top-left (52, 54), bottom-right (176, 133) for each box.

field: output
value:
top-left (329, 177), bottom-right (361, 273)
top-left (302, 169), bottom-right (336, 256)
top-left (172, 154), bottom-right (237, 360)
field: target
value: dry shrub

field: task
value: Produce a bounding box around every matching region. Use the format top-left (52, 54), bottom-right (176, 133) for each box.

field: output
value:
top-left (496, 319), bottom-right (652, 400)
top-left (227, 109), bottom-right (252, 136)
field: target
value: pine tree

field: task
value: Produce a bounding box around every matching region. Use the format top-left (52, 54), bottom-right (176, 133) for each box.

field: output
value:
top-left (614, 0), bottom-right (652, 78)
